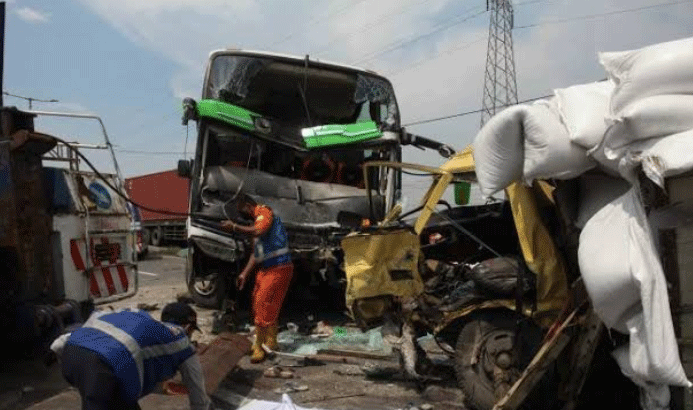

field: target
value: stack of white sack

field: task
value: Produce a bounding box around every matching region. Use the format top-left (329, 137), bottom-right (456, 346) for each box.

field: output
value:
top-left (473, 100), bottom-right (595, 198)
top-left (472, 35), bottom-right (693, 410)
top-left (554, 80), bottom-right (614, 151)
top-left (594, 36), bottom-right (693, 182)
top-left (572, 36), bottom-right (693, 408)
top-left (578, 186), bottom-right (691, 394)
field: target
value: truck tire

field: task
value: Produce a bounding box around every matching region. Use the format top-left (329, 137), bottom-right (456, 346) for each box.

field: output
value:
top-left (185, 251), bottom-right (228, 309)
top-left (454, 310), bottom-right (558, 410)
top-left (150, 227), bottom-right (163, 247)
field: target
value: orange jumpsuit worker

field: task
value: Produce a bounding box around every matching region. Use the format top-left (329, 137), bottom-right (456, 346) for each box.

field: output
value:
top-left (221, 194), bottom-right (293, 363)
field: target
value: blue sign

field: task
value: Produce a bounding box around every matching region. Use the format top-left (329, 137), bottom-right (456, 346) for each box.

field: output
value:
top-left (88, 182), bottom-right (112, 209)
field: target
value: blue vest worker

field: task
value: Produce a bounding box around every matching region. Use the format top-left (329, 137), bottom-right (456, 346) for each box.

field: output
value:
top-left (51, 303), bottom-right (213, 410)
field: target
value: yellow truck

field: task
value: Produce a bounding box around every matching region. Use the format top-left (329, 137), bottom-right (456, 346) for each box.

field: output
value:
top-left (341, 146), bottom-right (654, 410)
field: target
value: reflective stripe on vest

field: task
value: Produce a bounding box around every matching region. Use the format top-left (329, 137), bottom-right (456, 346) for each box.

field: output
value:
top-left (254, 214), bottom-right (290, 267)
top-left (83, 317), bottom-right (193, 391)
top-left (72, 310), bottom-right (194, 402)
top-left (84, 316), bottom-right (145, 392)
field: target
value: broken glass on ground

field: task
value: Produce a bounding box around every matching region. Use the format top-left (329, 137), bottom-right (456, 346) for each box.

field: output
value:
top-left (277, 325), bottom-right (392, 356)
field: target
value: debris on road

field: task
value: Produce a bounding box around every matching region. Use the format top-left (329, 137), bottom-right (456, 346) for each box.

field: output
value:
top-left (273, 382), bottom-right (309, 394)
top-left (332, 365), bottom-right (364, 377)
top-left (214, 390), bottom-right (330, 410)
top-left (137, 303), bottom-right (159, 311)
top-left (277, 325), bottom-right (392, 357)
top-left (198, 332), bottom-right (251, 394)
top-left (264, 366), bottom-right (295, 379)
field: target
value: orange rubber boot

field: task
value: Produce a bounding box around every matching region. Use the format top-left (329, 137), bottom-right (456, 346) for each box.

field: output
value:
top-left (265, 324), bottom-right (279, 351)
top-left (250, 326), bottom-right (267, 363)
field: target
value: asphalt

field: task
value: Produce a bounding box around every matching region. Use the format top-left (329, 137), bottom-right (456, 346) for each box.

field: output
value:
top-left (5, 248), bottom-right (466, 410)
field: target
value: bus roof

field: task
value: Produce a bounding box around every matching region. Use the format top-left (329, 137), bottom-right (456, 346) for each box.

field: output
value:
top-left (208, 49), bottom-right (383, 78)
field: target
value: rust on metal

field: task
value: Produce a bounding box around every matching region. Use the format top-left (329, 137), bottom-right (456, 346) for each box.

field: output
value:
top-left (0, 108), bottom-right (57, 302)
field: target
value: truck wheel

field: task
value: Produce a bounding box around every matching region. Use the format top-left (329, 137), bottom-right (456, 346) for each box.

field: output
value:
top-left (150, 227), bottom-right (163, 247)
top-left (186, 269), bottom-right (226, 309)
top-left (454, 310), bottom-right (557, 410)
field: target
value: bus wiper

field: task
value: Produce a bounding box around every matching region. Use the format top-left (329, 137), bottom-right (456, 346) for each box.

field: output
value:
top-left (298, 54), bottom-right (312, 127)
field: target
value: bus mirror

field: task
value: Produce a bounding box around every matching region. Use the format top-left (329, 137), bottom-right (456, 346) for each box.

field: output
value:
top-left (178, 159), bottom-right (192, 179)
top-left (182, 98), bottom-right (198, 126)
top-left (454, 181), bottom-right (471, 205)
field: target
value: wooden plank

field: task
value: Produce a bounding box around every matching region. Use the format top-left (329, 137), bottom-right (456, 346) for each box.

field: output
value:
top-left (316, 348), bottom-right (394, 361)
top-left (198, 332), bottom-right (251, 394)
top-left (492, 309), bottom-right (577, 410)
top-left (559, 310), bottom-right (603, 410)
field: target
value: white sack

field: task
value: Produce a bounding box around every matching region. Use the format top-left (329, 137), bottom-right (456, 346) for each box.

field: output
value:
top-left (578, 189), bottom-right (641, 332)
top-left (586, 142), bottom-right (622, 178)
top-left (555, 80), bottom-right (613, 149)
top-left (578, 187), bottom-right (691, 387)
top-left (605, 94), bottom-right (693, 151)
top-left (612, 346), bottom-right (671, 410)
top-left (523, 103), bottom-right (595, 183)
top-left (473, 105), bottom-right (526, 198)
top-left (575, 173), bottom-right (631, 229)
top-left (600, 36), bottom-right (693, 114)
top-left (604, 128), bottom-right (693, 188)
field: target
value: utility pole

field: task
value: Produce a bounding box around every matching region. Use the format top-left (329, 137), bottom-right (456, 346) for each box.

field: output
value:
top-left (2, 91), bottom-right (58, 109)
top-left (1, 1), bottom-right (5, 108)
top-left (480, 0), bottom-right (518, 127)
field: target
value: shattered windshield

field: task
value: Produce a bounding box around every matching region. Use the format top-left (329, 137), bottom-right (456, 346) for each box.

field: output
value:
top-left (204, 55), bottom-right (399, 130)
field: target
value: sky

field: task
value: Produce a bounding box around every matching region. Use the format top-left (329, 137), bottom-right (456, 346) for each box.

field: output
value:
top-left (3, 0), bottom-right (693, 203)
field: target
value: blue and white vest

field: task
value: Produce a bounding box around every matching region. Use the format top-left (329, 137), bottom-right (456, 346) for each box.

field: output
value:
top-left (66, 310), bottom-right (195, 403)
top-left (254, 214), bottom-right (291, 268)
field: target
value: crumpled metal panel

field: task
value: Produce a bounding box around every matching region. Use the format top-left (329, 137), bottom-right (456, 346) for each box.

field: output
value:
top-left (201, 166), bottom-right (384, 226)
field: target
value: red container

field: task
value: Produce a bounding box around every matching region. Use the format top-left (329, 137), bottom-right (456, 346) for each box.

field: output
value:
top-left (124, 170), bottom-right (189, 222)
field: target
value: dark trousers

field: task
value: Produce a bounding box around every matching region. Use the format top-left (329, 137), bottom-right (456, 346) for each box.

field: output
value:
top-left (62, 344), bottom-right (142, 410)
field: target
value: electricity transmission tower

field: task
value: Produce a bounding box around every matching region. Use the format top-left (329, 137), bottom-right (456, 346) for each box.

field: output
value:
top-left (480, 0), bottom-right (518, 127)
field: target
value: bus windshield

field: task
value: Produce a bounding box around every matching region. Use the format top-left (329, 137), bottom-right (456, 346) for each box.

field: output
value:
top-left (204, 55), bottom-right (399, 131)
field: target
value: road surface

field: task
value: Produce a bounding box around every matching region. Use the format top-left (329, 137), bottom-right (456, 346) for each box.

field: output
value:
top-left (3, 248), bottom-right (465, 410)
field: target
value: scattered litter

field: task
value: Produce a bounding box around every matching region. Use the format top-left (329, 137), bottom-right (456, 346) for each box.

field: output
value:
top-left (312, 321), bottom-right (333, 338)
top-left (215, 389), bottom-right (328, 410)
top-left (273, 382), bottom-right (309, 394)
top-left (360, 362), bottom-right (400, 379)
top-left (420, 404), bottom-right (434, 410)
top-left (333, 364), bottom-right (364, 376)
top-left (264, 366), bottom-right (295, 379)
top-left (277, 325), bottom-right (391, 356)
top-left (136, 303), bottom-right (158, 311)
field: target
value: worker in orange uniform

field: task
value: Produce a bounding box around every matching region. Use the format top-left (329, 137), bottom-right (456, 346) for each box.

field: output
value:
top-left (221, 194), bottom-right (293, 363)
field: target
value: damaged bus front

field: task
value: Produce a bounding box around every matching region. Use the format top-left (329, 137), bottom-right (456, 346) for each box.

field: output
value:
top-left (179, 51), bottom-right (446, 308)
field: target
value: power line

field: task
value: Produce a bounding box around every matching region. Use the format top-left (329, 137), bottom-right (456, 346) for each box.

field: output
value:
top-left (3, 91), bottom-right (58, 109)
top-left (515, 0), bottom-right (693, 29)
top-left (352, 5), bottom-right (487, 65)
top-left (385, 35), bottom-right (487, 77)
top-left (353, 0), bottom-right (553, 71)
top-left (269, 0), bottom-right (369, 48)
top-left (314, 0), bottom-right (435, 56)
top-left (403, 94), bottom-right (552, 127)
